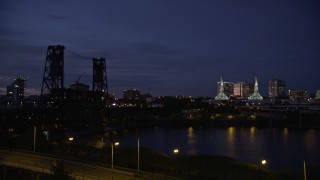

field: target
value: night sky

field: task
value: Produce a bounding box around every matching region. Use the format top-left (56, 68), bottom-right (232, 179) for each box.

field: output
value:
top-left (1, 0), bottom-right (320, 97)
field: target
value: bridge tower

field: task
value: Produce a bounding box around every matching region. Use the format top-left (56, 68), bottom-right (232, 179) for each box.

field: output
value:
top-left (92, 58), bottom-right (108, 93)
top-left (41, 45), bottom-right (65, 96)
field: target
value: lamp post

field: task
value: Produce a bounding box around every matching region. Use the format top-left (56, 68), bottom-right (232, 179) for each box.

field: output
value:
top-left (33, 126), bottom-right (36, 152)
top-left (173, 148), bottom-right (179, 177)
top-left (304, 160), bottom-right (307, 180)
top-left (111, 141), bottom-right (119, 180)
top-left (138, 138), bottom-right (140, 174)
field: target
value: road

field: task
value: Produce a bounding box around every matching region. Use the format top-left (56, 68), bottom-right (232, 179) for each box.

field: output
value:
top-left (0, 148), bottom-right (178, 180)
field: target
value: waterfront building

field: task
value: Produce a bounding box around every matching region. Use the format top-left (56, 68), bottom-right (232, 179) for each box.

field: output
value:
top-left (288, 90), bottom-right (308, 100)
top-left (248, 76), bottom-right (263, 101)
top-left (215, 76), bottom-right (229, 100)
top-left (233, 82), bottom-right (253, 99)
top-left (269, 79), bottom-right (286, 98)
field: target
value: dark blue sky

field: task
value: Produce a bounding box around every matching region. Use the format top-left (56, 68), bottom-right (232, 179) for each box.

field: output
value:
top-left (1, 0), bottom-right (320, 97)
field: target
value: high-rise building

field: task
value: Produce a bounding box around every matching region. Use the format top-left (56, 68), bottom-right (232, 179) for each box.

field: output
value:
top-left (123, 89), bottom-right (141, 100)
top-left (233, 82), bottom-right (253, 99)
top-left (7, 75), bottom-right (26, 102)
top-left (268, 79), bottom-right (286, 98)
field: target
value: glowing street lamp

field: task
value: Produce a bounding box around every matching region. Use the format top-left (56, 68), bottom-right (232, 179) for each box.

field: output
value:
top-left (111, 141), bottom-right (120, 180)
top-left (34, 126), bottom-right (36, 152)
top-left (138, 138), bottom-right (140, 173)
top-left (261, 159), bottom-right (267, 166)
top-left (112, 142), bottom-right (120, 168)
top-left (173, 148), bottom-right (179, 154)
top-left (303, 160), bottom-right (307, 180)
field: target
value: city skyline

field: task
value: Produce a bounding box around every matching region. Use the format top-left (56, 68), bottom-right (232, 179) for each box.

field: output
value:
top-left (1, 0), bottom-right (320, 97)
top-left (1, 74), bottom-right (318, 99)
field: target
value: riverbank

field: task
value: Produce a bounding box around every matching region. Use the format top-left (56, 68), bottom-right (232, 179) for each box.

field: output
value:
top-left (0, 145), bottom-right (310, 180)
top-left (2, 128), bottom-right (320, 180)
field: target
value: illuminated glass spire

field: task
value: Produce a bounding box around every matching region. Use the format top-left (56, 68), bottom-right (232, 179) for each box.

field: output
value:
top-left (316, 90), bottom-right (320, 99)
top-left (215, 76), bottom-right (229, 100)
top-left (248, 76), bottom-right (263, 100)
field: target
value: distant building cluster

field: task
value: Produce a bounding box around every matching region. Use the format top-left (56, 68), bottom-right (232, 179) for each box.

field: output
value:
top-left (1, 74), bottom-right (320, 109)
top-left (214, 75), bottom-right (319, 104)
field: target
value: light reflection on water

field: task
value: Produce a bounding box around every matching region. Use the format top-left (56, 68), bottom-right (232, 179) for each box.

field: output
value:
top-left (92, 127), bottom-right (320, 171)
top-left (305, 129), bottom-right (317, 152)
top-left (226, 127), bottom-right (235, 158)
top-left (187, 127), bottom-right (196, 154)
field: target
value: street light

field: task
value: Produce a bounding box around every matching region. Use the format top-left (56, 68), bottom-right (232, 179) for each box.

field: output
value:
top-left (138, 138), bottom-right (140, 173)
top-left (111, 141), bottom-right (119, 180)
top-left (303, 160), bottom-right (307, 180)
top-left (33, 126), bottom-right (36, 152)
top-left (111, 141), bottom-right (120, 169)
top-left (261, 159), bottom-right (267, 166)
top-left (173, 148), bottom-right (179, 154)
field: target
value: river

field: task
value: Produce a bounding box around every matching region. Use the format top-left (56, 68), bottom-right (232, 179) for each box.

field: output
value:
top-left (92, 126), bottom-right (320, 171)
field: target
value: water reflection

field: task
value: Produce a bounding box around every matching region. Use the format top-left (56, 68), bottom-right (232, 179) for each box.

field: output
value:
top-left (249, 127), bottom-right (256, 144)
top-left (305, 129), bottom-right (316, 151)
top-left (88, 127), bottom-right (320, 170)
top-left (227, 127), bottom-right (236, 157)
top-left (283, 128), bottom-right (288, 140)
top-left (187, 127), bottom-right (196, 154)
top-left (250, 127), bottom-right (256, 136)
top-left (188, 127), bottom-right (194, 138)
top-left (228, 127), bottom-right (235, 136)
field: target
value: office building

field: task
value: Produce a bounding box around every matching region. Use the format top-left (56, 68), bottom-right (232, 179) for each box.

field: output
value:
top-left (233, 82), bottom-right (253, 99)
top-left (6, 75), bottom-right (26, 102)
top-left (288, 90), bottom-right (307, 100)
top-left (268, 79), bottom-right (286, 98)
top-left (123, 89), bottom-right (141, 100)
